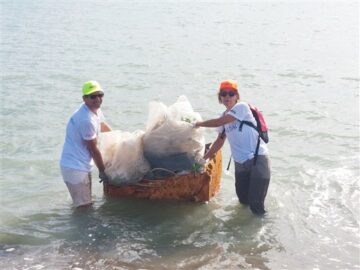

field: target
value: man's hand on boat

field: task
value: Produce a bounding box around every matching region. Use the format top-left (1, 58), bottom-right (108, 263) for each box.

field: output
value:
top-left (99, 171), bottom-right (110, 183)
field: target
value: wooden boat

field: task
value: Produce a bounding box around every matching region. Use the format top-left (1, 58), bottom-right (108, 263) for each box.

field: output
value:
top-left (103, 150), bottom-right (222, 202)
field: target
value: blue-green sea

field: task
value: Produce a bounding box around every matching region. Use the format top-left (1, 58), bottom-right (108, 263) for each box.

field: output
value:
top-left (1, 0), bottom-right (359, 269)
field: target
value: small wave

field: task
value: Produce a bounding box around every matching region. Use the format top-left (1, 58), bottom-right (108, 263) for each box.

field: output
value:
top-left (305, 160), bottom-right (359, 224)
top-left (340, 77), bottom-right (360, 82)
top-left (240, 73), bottom-right (255, 78)
top-left (0, 232), bottom-right (49, 246)
top-left (269, 42), bottom-right (284, 46)
top-left (277, 72), bottom-right (323, 80)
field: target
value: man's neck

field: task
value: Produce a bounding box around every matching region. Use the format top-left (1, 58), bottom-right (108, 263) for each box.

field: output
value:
top-left (85, 103), bottom-right (98, 115)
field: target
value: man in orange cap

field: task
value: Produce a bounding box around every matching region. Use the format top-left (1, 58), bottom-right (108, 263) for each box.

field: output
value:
top-left (195, 80), bottom-right (271, 215)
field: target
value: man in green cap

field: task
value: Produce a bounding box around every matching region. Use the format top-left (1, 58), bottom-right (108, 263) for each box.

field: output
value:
top-left (60, 81), bottom-right (112, 208)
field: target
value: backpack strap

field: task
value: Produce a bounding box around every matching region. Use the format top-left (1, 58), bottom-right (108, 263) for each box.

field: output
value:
top-left (238, 120), bottom-right (261, 166)
top-left (220, 111), bottom-right (227, 139)
top-left (253, 136), bottom-right (261, 166)
top-left (239, 120), bottom-right (257, 132)
top-left (220, 127), bottom-right (226, 139)
top-left (219, 127), bottom-right (233, 170)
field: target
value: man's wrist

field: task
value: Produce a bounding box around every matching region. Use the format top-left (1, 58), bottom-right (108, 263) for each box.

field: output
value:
top-left (99, 171), bottom-right (109, 183)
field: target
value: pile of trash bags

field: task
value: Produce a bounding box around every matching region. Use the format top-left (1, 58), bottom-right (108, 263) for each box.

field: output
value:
top-left (99, 130), bottom-right (151, 185)
top-left (99, 95), bottom-right (205, 186)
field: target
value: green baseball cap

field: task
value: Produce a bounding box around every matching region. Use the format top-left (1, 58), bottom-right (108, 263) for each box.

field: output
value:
top-left (82, 81), bottom-right (103, 96)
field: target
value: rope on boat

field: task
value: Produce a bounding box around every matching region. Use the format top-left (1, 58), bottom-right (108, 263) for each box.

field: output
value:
top-left (150, 168), bottom-right (177, 176)
top-left (134, 168), bottom-right (177, 187)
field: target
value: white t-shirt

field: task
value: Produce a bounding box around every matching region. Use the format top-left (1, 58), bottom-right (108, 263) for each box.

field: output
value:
top-left (216, 102), bottom-right (268, 164)
top-left (60, 103), bottom-right (104, 172)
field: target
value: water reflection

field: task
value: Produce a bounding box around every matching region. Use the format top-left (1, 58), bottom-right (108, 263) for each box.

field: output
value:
top-left (0, 184), bottom-right (285, 269)
top-left (58, 197), bottom-right (282, 269)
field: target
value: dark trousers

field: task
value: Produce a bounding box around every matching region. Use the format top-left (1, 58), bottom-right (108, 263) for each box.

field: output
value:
top-left (234, 155), bottom-right (271, 215)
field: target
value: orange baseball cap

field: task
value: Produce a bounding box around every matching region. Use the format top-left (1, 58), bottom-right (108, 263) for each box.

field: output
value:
top-left (219, 80), bottom-right (238, 91)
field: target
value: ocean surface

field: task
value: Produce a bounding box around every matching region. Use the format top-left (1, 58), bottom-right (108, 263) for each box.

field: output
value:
top-left (1, 0), bottom-right (359, 269)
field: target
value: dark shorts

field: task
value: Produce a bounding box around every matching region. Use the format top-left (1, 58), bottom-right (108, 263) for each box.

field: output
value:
top-left (234, 155), bottom-right (271, 215)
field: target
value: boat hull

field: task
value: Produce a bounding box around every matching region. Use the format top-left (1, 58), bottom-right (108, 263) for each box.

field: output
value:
top-left (103, 150), bottom-right (222, 202)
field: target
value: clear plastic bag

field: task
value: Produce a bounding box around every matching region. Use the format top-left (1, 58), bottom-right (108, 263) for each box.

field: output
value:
top-left (99, 130), bottom-right (151, 185)
top-left (143, 95), bottom-right (205, 173)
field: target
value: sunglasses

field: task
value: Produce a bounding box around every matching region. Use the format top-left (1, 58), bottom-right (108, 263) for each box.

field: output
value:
top-left (220, 91), bottom-right (236, 97)
top-left (87, 93), bottom-right (104, 100)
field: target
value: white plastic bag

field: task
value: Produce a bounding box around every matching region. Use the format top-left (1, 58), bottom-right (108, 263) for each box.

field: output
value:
top-left (143, 95), bottom-right (205, 172)
top-left (99, 130), bottom-right (151, 185)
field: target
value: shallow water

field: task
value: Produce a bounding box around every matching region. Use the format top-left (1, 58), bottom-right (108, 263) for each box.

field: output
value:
top-left (1, 0), bottom-right (359, 269)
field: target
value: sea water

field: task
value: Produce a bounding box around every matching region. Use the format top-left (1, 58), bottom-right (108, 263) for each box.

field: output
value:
top-left (1, 0), bottom-right (359, 269)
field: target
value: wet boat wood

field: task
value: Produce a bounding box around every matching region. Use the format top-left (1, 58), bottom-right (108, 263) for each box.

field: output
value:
top-left (103, 150), bottom-right (222, 202)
